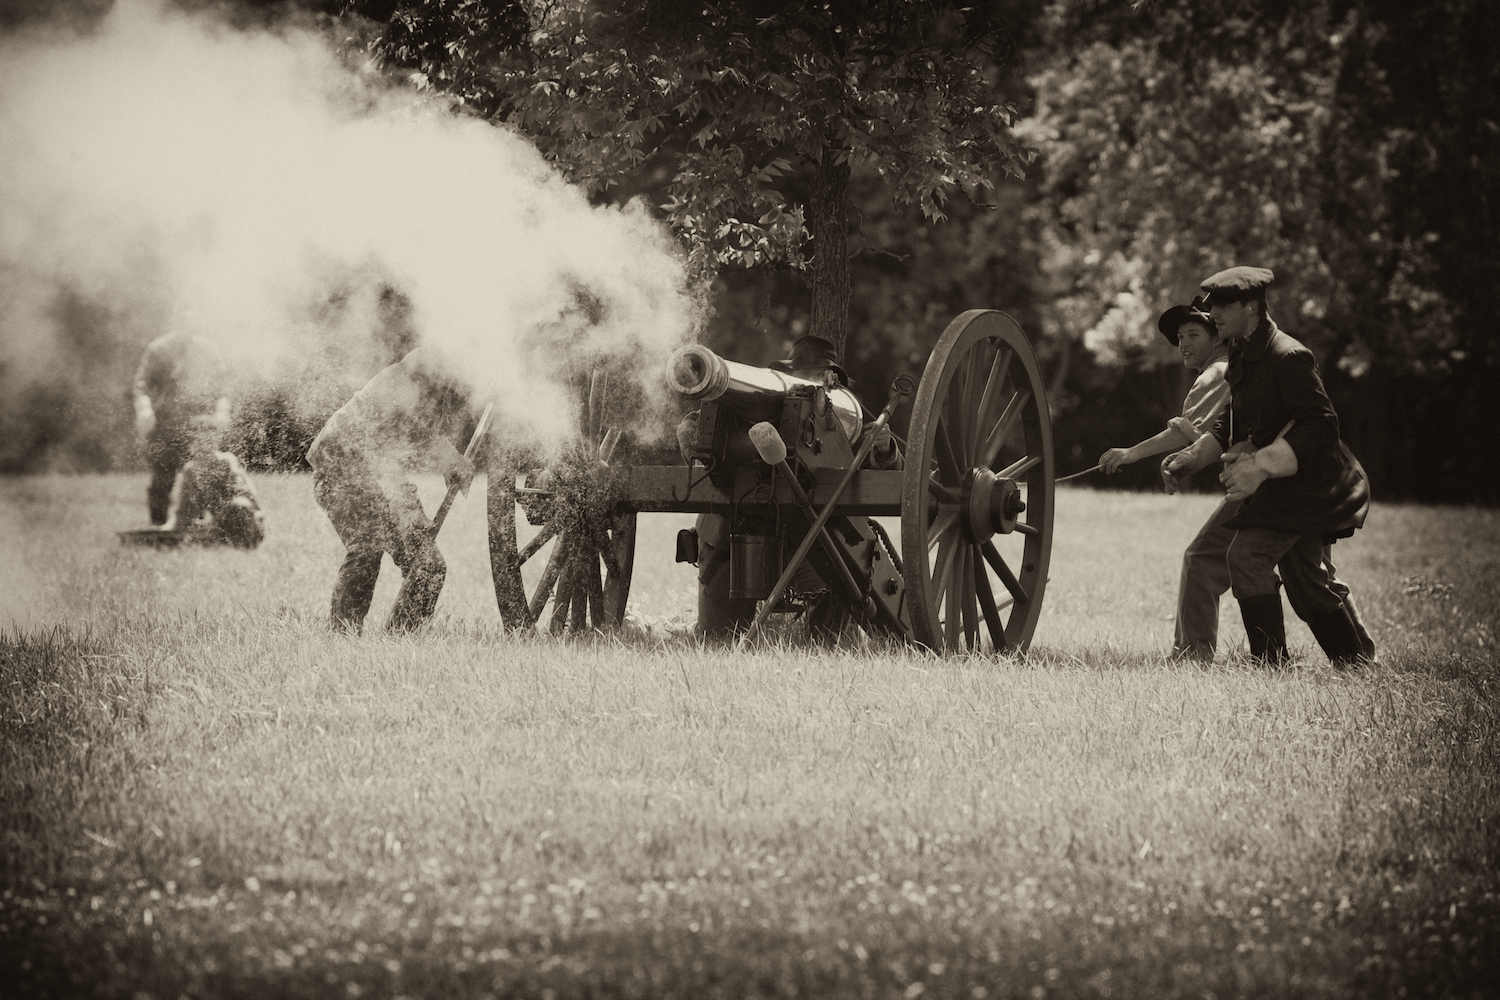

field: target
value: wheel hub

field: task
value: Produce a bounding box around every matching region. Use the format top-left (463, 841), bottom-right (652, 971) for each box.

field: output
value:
top-left (960, 467), bottom-right (1025, 542)
top-left (515, 449), bottom-right (623, 528)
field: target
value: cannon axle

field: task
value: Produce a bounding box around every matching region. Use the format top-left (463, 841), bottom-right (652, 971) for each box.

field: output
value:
top-left (960, 468), bottom-right (1026, 543)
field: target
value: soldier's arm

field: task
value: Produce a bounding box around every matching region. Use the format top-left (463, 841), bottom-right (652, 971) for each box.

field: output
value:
top-left (1274, 350), bottom-right (1340, 468)
top-left (862, 421), bottom-right (902, 470)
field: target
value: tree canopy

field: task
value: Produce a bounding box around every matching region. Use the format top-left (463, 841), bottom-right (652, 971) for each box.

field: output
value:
top-left (3, 0), bottom-right (1493, 500)
top-left (1017, 0), bottom-right (1498, 499)
top-left (347, 0), bottom-right (1034, 360)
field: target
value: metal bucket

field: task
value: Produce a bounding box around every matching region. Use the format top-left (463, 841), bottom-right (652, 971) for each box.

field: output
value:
top-left (729, 533), bottom-right (781, 600)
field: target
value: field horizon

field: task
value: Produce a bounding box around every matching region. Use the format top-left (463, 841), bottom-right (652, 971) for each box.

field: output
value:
top-left (2, 472), bottom-right (1496, 999)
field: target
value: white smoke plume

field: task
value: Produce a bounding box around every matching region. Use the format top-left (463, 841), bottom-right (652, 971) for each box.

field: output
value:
top-left (0, 0), bottom-right (703, 453)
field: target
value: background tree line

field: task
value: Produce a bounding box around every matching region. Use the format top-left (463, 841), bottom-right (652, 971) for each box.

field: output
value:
top-left (2, 0), bottom-right (1494, 504)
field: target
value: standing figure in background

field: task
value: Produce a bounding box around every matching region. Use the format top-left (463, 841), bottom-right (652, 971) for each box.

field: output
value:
top-left (133, 328), bottom-right (231, 526)
top-left (1098, 297), bottom-right (1234, 660)
top-left (307, 345), bottom-right (478, 634)
top-left (160, 423), bottom-right (266, 548)
top-left (1162, 266), bottom-right (1374, 667)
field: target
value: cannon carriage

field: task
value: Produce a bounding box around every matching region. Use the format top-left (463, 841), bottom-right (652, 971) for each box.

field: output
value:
top-left (483, 310), bottom-right (1055, 653)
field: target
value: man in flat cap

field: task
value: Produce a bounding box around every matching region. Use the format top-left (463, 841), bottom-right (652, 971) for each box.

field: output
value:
top-left (1162, 266), bottom-right (1375, 666)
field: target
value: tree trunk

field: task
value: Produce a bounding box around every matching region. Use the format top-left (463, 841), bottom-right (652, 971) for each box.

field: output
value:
top-left (807, 156), bottom-right (851, 362)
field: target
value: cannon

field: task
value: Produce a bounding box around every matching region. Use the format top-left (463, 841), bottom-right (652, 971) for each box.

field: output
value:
top-left (482, 310), bottom-right (1055, 653)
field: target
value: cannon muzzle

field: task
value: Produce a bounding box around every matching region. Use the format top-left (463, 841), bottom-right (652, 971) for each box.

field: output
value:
top-left (666, 343), bottom-right (864, 443)
top-left (667, 343), bottom-right (733, 401)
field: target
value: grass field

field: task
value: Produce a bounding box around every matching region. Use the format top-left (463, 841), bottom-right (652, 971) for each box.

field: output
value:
top-left (2, 472), bottom-right (1497, 999)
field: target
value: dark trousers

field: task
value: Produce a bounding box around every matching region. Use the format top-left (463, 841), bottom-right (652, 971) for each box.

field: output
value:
top-left (696, 535), bottom-right (759, 639)
top-left (313, 468), bottom-right (445, 633)
top-left (145, 429), bottom-right (190, 526)
top-left (1226, 528), bottom-right (1375, 656)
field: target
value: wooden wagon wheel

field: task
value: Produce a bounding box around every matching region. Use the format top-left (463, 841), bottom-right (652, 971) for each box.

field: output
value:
top-left (485, 371), bottom-right (637, 633)
top-left (900, 310), bottom-right (1054, 653)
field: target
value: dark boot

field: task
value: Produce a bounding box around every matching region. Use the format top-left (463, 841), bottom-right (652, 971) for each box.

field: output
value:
top-left (388, 553), bottom-right (446, 633)
top-left (1306, 603), bottom-right (1368, 667)
top-left (1238, 594), bottom-right (1287, 663)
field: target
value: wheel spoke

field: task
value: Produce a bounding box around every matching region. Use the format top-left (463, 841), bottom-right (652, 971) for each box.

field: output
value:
top-left (602, 511), bottom-right (637, 629)
top-left (974, 560), bottom-right (1008, 652)
top-left (981, 540), bottom-right (1031, 606)
top-left (972, 345), bottom-right (1013, 436)
top-left (569, 547), bottom-right (589, 632)
top-left (586, 554), bottom-right (605, 625)
top-left (588, 371), bottom-right (605, 444)
top-left (979, 389), bottom-right (1032, 470)
top-left (931, 531), bottom-right (960, 608)
top-left (926, 505), bottom-right (960, 552)
top-left (592, 522), bottom-right (622, 579)
top-left (548, 567), bottom-right (573, 634)
top-left (599, 427), bottom-right (622, 464)
top-left (996, 454), bottom-right (1042, 480)
top-left (934, 418), bottom-right (964, 483)
top-left (959, 546), bottom-right (978, 650)
top-left (517, 522), bottom-right (559, 567)
top-left (530, 532), bottom-right (566, 620)
top-left (942, 554), bottom-right (961, 649)
top-left (949, 356), bottom-right (980, 464)
top-left (927, 476), bottom-right (962, 504)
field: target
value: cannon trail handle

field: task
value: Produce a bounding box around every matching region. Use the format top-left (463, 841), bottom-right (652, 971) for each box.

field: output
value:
top-left (431, 401), bottom-right (495, 537)
top-left (738, 375), bottom-right (915, 648)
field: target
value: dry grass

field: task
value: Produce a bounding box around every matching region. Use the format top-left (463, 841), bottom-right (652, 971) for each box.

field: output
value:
top-left (1, 473), bottom-right (1497, 999)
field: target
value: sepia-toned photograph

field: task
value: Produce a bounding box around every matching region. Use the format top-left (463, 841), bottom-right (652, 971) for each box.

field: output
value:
top-left (2, 0), bottom-right (1495, 996)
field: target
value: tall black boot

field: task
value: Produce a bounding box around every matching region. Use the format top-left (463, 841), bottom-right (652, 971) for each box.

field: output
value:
top-left (1306, 603), bottom-right (1367, 667)
top-left (1238, 594), bottom-right (1287, 663)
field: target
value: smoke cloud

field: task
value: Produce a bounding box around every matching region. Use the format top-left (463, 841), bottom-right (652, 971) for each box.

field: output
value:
top-left (0, 0), bottom-right (703, 453)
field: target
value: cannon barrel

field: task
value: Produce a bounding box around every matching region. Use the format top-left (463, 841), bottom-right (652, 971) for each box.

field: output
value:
top-left (666, 343), bottom-right (864, 444)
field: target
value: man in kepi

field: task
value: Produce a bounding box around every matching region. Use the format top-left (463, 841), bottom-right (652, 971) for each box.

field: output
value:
top-left (1162, 266), bottom-right (1375, 666)
top-left (307, 345), bottom-right (479, 633)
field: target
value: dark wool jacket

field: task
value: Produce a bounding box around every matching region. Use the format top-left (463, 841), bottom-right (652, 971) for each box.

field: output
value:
top-left (1211, 318), bottom-right (1369, 537)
